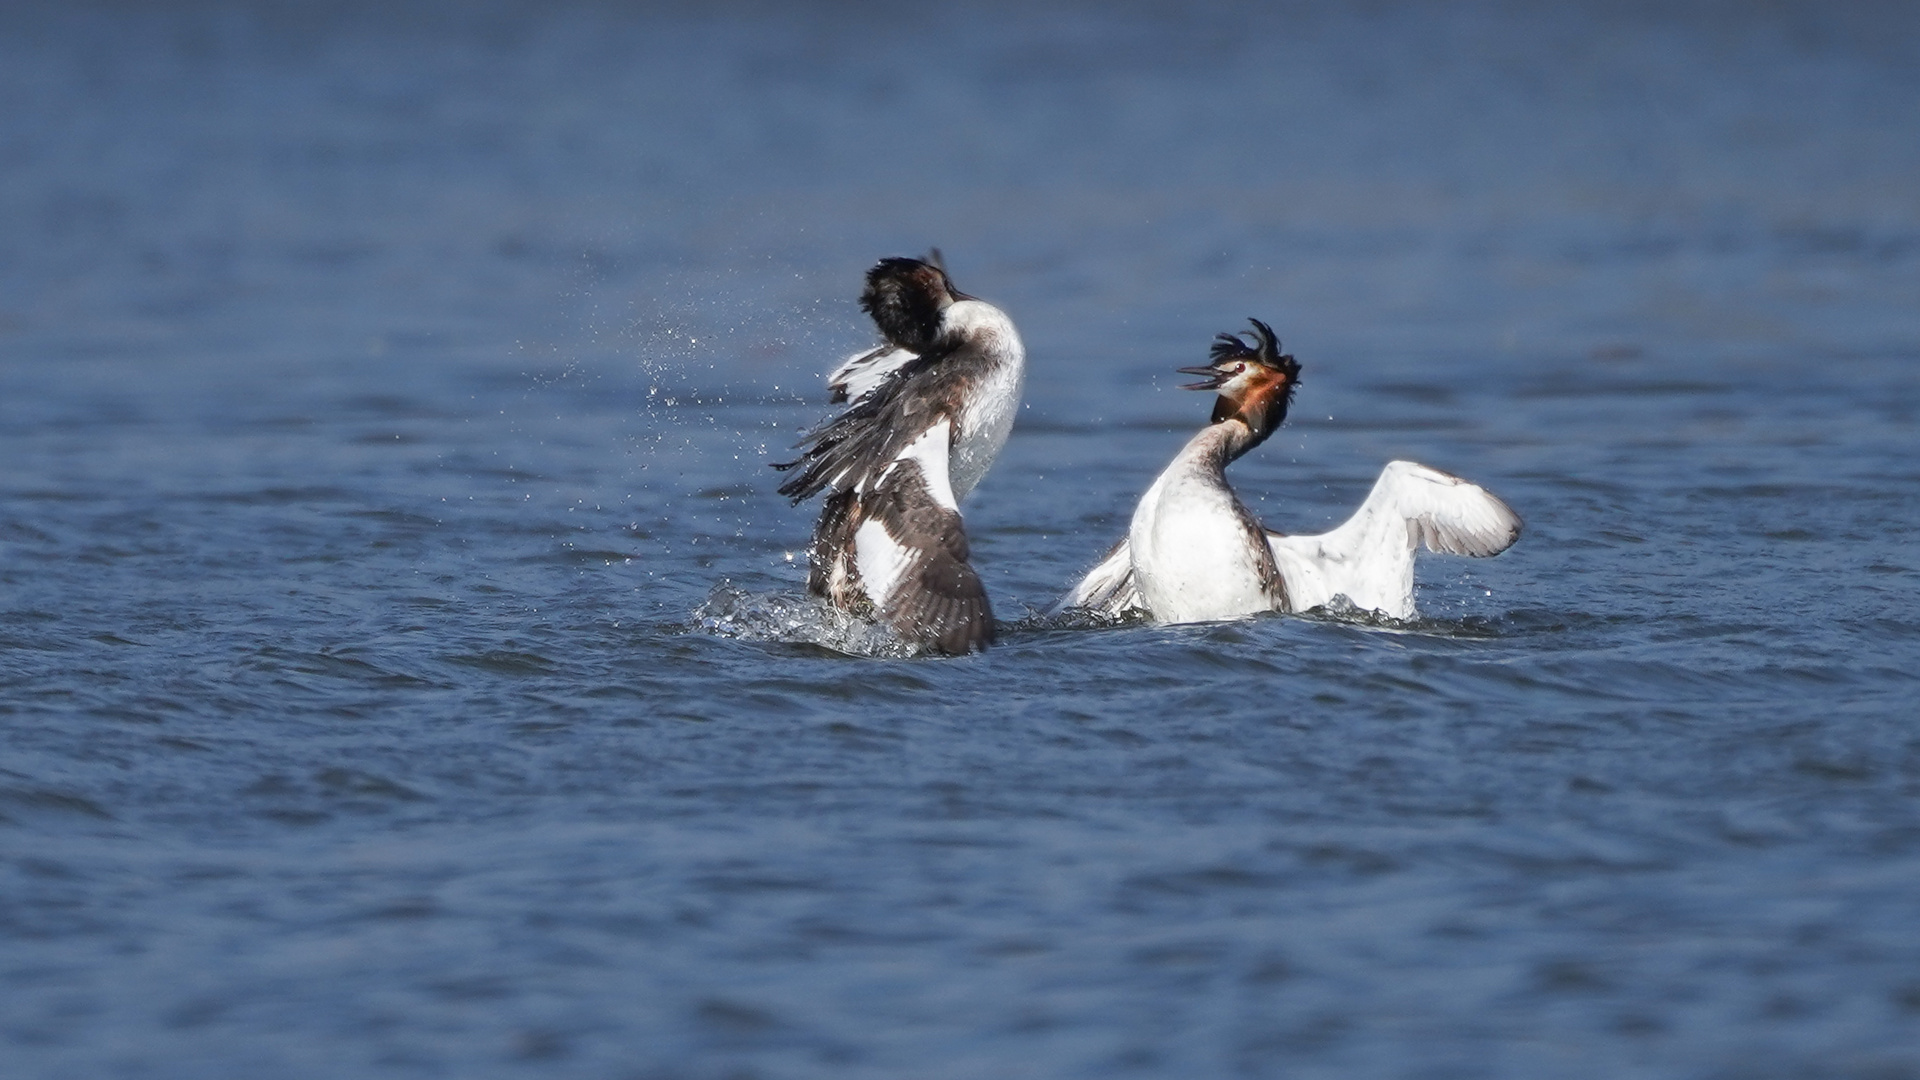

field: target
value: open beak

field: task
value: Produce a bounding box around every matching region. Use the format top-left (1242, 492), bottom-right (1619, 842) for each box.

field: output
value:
top-left (1177, 364), bottom-right (1226, 391)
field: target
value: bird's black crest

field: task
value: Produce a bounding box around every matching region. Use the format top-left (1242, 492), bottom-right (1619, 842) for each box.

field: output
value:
top-left (1209, 318), bottom-right (1300, 382)
top-left (1205, 318), bottom-right (1302, 437)
top-left (860, 257), bottom-right (953, 353)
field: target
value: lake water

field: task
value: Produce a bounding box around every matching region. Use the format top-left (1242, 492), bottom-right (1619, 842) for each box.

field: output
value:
top-left (4, 2), bottom-right (1919, 1077)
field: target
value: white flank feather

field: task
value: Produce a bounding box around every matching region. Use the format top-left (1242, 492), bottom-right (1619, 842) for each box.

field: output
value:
top-left (1051, 538), bottom-right (1142, 617)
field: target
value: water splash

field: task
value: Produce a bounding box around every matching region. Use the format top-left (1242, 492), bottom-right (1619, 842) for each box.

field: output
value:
top-left (1029, 594), bottom-right (1505, 640)
top-left (690, 583), bottom-right (919, 658)
top-left (1293, 596), bottom-right (1506, 638)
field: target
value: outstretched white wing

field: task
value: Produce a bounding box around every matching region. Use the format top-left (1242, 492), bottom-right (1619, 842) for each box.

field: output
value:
top-left (1051, 537), bottom-right (1144, 618)
top-left (828, 345), bottom-right (918, 404)
top-left (1265, 460), bottom-right (1521, 619)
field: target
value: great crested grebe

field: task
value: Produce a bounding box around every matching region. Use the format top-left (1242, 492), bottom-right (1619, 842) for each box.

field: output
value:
top-left (775, 254), bottom-right (1025, 654)
top-left (1058, 319), bottom-right (1519, 623)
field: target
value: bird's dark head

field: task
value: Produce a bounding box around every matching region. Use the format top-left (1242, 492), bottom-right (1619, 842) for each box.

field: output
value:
top-left (860, 251), bottom-right (969, 352)
top-left (1177, 318), bottom-right (1301, 446)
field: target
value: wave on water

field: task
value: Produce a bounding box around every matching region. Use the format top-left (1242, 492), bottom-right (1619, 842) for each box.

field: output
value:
top-left (691, 583), bottom-right (921, 658)
top-left (692, 583), bottom-right (1512, 659)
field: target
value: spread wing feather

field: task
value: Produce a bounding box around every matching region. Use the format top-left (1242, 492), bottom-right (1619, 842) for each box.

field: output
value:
top-left (774, 345), bottom-right (984, 505)
top-left (1265, 460), bottom-right (1521, 618)
top-left (828, 345), bottom-right (918, 405)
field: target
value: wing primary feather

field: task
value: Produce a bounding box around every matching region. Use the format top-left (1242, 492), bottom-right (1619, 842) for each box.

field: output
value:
top-left (773, 346), bottom-right (983, 505)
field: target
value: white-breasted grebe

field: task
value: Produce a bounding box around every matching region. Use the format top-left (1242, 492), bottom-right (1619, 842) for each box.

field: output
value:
top-left (1057, 319), bottom-right (1519, 624)
top-left (775, 254), bottom-right (1025, 654)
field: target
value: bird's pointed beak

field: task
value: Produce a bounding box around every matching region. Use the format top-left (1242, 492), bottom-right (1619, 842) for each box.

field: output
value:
top-left (1177, 364), bottom-right (1227, 391)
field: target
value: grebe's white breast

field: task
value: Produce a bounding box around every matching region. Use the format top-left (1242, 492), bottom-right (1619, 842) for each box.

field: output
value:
top-left (1127, 427), bottom-right (1277, 624)
top-left (944, 299), bottom-right (1024, 502)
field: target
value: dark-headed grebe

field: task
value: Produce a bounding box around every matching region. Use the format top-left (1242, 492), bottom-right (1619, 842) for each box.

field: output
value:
top-left (775, 254), bottom-right (1025, 654)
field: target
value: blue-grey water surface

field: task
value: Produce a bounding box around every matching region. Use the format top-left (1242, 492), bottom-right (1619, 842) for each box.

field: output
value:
top-left (4, 2), bottom-right (1920, 1077)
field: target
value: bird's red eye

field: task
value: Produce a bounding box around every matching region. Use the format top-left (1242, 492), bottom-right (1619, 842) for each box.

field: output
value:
top-left (1234, 362), bottom-right (1248, 374)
